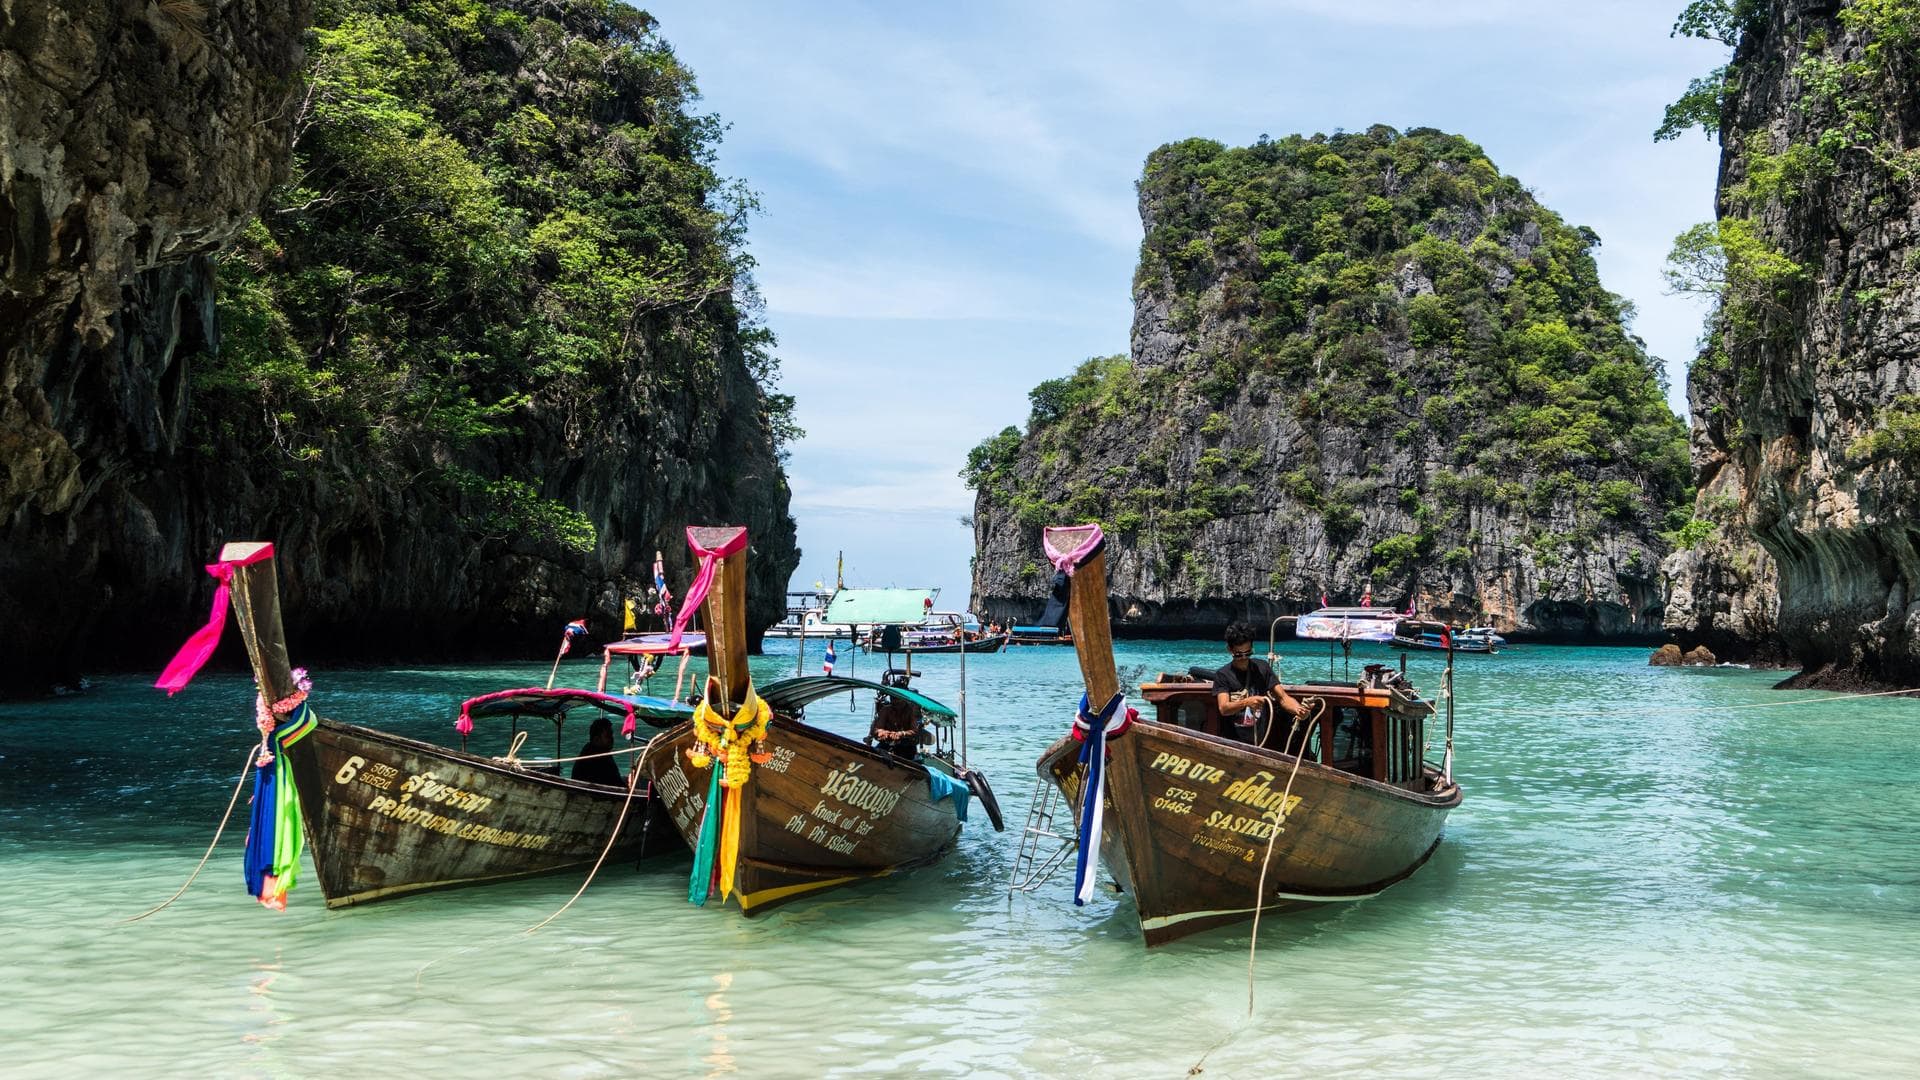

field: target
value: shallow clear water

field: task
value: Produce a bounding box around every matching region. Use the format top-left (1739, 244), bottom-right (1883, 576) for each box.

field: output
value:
top-left (3, 640), bottom-right (1918, 1077)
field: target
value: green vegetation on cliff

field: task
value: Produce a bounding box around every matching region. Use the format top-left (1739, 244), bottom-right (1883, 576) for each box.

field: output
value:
top-left (200, 0), bottom-right (796, 552)
top-left (968, 127), bottom-right (1691, 594)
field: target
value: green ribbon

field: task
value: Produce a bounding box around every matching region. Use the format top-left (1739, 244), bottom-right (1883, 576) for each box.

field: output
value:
top-left (687, 762), bottom-right (722, 904)
top-left (271, 739), bottom-right (303, 894)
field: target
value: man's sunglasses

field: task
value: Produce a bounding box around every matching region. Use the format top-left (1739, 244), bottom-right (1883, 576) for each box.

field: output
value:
top-left (1229, 648), bottom-right (1253, 658)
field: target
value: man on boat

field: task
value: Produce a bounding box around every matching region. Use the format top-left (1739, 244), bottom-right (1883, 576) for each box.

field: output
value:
top-left (1213, 622), bottom-right (1309, 743)
top-left (571, 716), bottom-right (624, 786)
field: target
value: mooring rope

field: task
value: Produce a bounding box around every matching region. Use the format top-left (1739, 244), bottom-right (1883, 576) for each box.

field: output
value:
top-left (521, 731), bottom-right (663, 935)
top-left (1245, 696), bottom-right (1325, 1017)
top-left (416, 731), bottom-right (665, 988)
top-left (121, 745), bottom-right (257, 924)
top-left (492, 729), bottom-right (531, 766)
top-left (509, 744), bottom-right (651, 767)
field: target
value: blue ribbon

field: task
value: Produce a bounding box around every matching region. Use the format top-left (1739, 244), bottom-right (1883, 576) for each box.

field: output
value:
top-left (242, 749), bottom-right (276, 900)
top-left (1072, 690), bottom-right (1125, 906)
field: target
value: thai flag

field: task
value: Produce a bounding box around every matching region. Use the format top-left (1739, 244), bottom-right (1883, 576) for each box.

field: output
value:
top-left (1441, 625), bottom-right (1454, 652)
top-left (559, 618), bottom-right (588, 656)
top-left (653, 551), bottom-right (673, 616)
top-left (822, 641), bottom-right (837, 676)
top-left (1321, 590), bottom-right (1330, 607)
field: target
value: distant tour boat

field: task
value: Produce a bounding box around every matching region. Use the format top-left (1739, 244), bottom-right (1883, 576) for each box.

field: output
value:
top-left (763, 590), bottom-right (850, 639)
top-left (1390, 620), bottom-right (1498, 654)
top-left (1294, 606), bottom-right (1401, 643)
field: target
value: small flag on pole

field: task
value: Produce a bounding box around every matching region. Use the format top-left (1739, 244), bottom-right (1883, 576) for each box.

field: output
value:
top-left (823, 641), bottom-right (838, 676)
top-left (558, 618), bottom-right (588, 656)
top-left (653, 551), bottom-right (673, 616)
top-left (623, 598), bottom-right (638, 634)
top-left (1441, 625), bottom-right (1454, 652)
top-left (1321, 590), bottom-right (1330, 607)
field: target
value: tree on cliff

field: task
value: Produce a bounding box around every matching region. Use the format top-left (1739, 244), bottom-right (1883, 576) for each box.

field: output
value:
top-left (204, 0), bottom-right (797, 554)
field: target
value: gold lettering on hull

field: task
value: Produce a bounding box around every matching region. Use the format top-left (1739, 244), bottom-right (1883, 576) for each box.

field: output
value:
top-left (332, 753), bottom-right (549, 850)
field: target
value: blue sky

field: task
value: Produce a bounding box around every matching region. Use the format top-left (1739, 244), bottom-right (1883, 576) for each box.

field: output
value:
top-left (642, 0), bottom-right (1727, 609)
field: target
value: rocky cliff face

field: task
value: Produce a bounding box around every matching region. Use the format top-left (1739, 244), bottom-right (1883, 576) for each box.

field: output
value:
top-left (1668, 0), bottom-right (1920, 687)
top-left (970, 127), bottom-right (1692, 639)
top-left (0, 2), bottom-right (796, 694)
top-left (1660, 351), bottom-right (1784, 662)
top-left (2, 0), bottom-right (309, 690)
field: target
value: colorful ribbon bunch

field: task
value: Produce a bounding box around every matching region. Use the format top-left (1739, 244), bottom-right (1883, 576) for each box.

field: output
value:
top-left (686, 675), bottom-right (773, 905)
top-left (244, 671), bottom-right (317, 910)
top-left (1070, 690), bottom-right (1132, 907)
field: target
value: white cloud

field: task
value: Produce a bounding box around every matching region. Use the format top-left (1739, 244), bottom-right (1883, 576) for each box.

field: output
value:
top-left (645, 0), bottom-right (1734, 590)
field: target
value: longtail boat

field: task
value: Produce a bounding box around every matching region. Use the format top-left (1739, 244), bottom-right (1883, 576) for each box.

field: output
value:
top-left (887, 633), bottom-right (1008, 655)
top-left (157, 542), bottom-right (689, 909)
top-left (642, 525), bottom-right (1003, 915)
top-left (1032, 524), bottom-right (1462, 946)
top-left (1390, 619), bottom-right (1497, 654)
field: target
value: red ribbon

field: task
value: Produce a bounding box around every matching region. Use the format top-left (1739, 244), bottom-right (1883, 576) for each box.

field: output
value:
top-left (155, 544), bottom-right (276, 695)
top-left (663, 527), bottom-right (748, 652)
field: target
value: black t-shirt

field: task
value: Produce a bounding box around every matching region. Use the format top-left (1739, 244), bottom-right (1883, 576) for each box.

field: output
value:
top-left (571, 743), bottom-right (624, 786)
top-left (1212, 657), bottom-right (1277, 699)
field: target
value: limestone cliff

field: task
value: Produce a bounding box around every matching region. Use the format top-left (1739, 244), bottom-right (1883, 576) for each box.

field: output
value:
top-left (1665, 0), bottom-right (1920, 687)
top-left (969, 127), bottom-right (1691, 639)
top-left (1660, 349), bottom-right (1784, 662)
top-left (0, 1), bottom-right (797, 694)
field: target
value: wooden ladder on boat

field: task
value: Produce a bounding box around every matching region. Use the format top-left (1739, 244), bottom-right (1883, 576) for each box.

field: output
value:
top-left (1007, 775), bottom-right (1077, 893)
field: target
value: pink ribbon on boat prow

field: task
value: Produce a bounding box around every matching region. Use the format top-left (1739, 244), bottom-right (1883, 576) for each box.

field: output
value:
top-left (1042, 524), bottom-right (1104, 575)
top-left (154, 544), bottom-right (277, 696)
top-left (663, 527), bottom-right (749, 651)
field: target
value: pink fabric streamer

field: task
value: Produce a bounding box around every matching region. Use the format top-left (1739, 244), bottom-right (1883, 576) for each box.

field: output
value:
top-left (664, 527), bottom-right (749, 652)
top-left (1042, 524), bottom-right (1104, 575)
top-left (155, 544), bottom-right (277, 695)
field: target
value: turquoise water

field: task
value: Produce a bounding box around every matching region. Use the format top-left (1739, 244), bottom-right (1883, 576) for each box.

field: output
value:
top-left (3, 639), bottom-right (1918, 1077)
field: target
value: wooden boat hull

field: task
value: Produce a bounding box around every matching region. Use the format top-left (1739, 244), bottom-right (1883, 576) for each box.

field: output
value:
top-left (1390, 636), bottom-right (1495, 653)
top-left (861, 633), bottom-right (1008, 655)
top-left (1040, 720), bottom-right (1459, 946)
top-left (642, 715), bottom-right (965, 914)
top-left (285, 718), bottom-right (682, 908)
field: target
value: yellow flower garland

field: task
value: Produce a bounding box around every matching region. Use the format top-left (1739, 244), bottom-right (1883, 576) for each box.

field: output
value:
top-left (685, 675), bottom-right (774, 902)
top-left (687, 676), bottom-right (772, 787)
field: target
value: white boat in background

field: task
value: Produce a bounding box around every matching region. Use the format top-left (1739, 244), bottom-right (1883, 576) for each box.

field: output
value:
top-left (764, 590), bottom-right (851, 639)
top-left (1294, 606), bottom-right (1401, 643)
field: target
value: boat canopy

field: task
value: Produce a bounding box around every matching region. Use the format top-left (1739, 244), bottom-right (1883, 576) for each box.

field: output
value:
top-left (604, 631), bottom-right (706, 656)
top-left (458, 687), bottom-right (693, 726)
top-left (760, 675), bottom-right (957, 721)
top-left (824, 587), bottom-right (939, 625)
